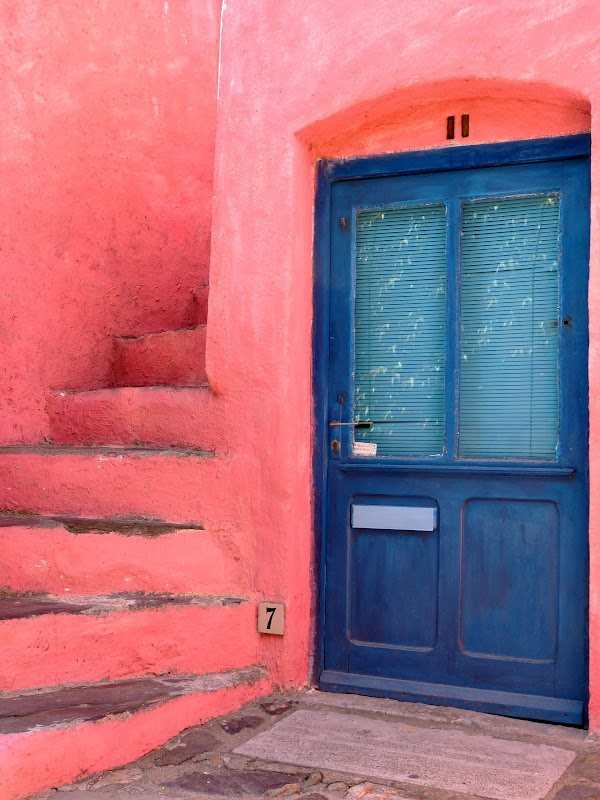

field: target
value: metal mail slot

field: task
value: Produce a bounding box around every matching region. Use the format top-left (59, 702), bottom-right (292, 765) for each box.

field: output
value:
top-left (351, 504), bottom-right (437, 532)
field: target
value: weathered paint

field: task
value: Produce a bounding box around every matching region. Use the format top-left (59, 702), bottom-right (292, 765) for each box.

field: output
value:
top-left (0, 678), bottom-right (272, 800)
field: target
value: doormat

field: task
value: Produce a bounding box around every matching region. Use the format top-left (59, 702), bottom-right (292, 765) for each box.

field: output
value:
top-left (234, 709), bottom-right (576, 800)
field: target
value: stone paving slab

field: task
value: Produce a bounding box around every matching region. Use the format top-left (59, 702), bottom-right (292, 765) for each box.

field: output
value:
top-left (32, 690), bottom-right (600, 800)
top-left (234, 708), bottom-right (577, 800)
top-left (154, 729), bottom-right (221, 767)
top-left (165, 768), bottom-right (302, 797)
top-left (297, 690), bottom-right (588, 748)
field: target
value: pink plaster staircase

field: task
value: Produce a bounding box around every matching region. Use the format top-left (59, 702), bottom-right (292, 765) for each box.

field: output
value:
top-left (48, 286), bottom-right (213, 449)
top-left (0, 286), bottom-right (271, 800)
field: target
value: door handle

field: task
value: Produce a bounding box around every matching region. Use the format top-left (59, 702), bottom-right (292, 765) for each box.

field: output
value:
top-left (329, 422), bottom-right (373, 429)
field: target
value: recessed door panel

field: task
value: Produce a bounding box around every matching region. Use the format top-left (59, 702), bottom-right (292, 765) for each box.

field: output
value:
top-left (349, 524), bottom-right (439, 649)
top-left (459, 498), bottom-right (559, 662)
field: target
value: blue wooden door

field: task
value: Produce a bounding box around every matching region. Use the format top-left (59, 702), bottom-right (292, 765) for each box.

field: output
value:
top-left (317, 138), bottom-right (590, 725)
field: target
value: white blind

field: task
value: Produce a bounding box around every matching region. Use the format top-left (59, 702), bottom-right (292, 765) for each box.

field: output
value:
top-left (354, 204), bottom-right (447, 456)
top-left (459, 194), bottom-right (560, 458)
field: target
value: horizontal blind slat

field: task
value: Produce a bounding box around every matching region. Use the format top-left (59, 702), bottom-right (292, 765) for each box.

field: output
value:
top-left (354, 204), bottom-right (447, 456)
top-left (459, 194), bottom-right (560, 459)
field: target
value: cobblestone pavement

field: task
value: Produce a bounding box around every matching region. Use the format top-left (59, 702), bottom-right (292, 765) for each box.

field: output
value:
top-left (33, 691), bottom-right (600, 800)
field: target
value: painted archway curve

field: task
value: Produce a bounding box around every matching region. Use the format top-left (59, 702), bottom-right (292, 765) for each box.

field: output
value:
top-left (298, 79), bottom-right (590, 160)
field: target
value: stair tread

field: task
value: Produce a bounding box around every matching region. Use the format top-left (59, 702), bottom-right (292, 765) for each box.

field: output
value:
top-left (0, 512), bottom-right (204, 535)
top-left (0, 445), bottom-right (214, 457)
top-left (116, 323), bottom-right (206, 342)
top-left (56, 385), bottom-right (210, 395)
top-left (0, 665), bottom-right (264, 734)
top-left (0, 592), bottom-right (247, 620)
top-left (0, 514), bottom-right (63, 529)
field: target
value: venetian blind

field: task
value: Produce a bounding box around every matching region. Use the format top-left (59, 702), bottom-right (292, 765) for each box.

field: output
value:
top-left (354, 204), bottom-right (447, 456)
top-left (459, 194), bottom-right (560, 458)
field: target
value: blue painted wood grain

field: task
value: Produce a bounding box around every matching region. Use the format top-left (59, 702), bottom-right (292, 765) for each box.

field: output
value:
top-left (313, 136), bottom-right (590, 725)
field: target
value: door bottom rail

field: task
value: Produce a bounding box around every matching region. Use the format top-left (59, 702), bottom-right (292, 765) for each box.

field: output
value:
top-left (319, 670), bottom-right (584, 726)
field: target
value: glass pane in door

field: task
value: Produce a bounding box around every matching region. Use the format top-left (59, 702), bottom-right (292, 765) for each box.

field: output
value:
top-left (459, 194), bottom-right (560, 458)
top-left (354, 204), bottom-right (447, 456)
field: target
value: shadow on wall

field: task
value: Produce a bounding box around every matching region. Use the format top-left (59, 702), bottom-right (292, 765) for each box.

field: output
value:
top-left (297, 78), bottom-right (590, 160)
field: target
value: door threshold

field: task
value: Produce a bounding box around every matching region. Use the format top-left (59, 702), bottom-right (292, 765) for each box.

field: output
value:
top-left (319, 670), bottom-right (584, 726)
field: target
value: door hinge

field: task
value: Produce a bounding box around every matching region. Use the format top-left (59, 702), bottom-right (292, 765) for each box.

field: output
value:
top-left (340, 217), bottom-right (350, 231)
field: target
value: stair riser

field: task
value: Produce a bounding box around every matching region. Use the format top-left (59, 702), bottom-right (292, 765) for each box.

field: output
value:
top-left (48, 388), bottom-right (219, 449)
top-left (0, 678), bottom-right (271, 800)
top-left (114, 326), bottom-right (207, 387)
top-left (0, 525), bottom-right (244, 596)
top-left (0, 452), bottom-right (230, 524)
top-left (0, 603), bottom-right (259, 691)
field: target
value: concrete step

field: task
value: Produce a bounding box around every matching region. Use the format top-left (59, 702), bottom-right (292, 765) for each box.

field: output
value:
top-left (48, 386), bottom-right (220, 449)
top-left (0, 665), bottom-right (268, 800)
top-left (0, 592), bottom-right (259, 691)
top-left (0, 513), bottom-right (244, 596)
top-left (0, 446), bottom-right (229, 524)
top-left (114, 325), bottom-right (207, 387)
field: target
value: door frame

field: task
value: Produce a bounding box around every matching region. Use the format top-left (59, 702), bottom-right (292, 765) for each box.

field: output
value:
top-left (311, 133), bottom-right (591, 707)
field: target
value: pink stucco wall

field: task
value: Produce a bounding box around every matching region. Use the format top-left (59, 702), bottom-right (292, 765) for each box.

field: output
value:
top-left (208, 0), bottom-right (600, 723)
top-left (0, 0), bottom-right (220, 442)
top-left (1, 0), bottom-right (600, 762)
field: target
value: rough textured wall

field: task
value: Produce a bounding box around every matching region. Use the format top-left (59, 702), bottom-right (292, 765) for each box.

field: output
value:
top-left (0, 0), bottom-right (220, 442)
top-left (208, 0), bottom-right (600, 722)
